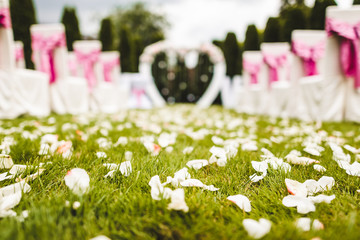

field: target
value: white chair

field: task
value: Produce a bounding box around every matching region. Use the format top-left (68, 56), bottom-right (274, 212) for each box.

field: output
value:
top-left (30, 24), bottom-right (89, 115)
top-left (0, 0), bottom-right (50, 118)
top-left (299, 6), bottom-right (360, 122)
top-left (289, 30), bottom-right (327, 121)
top-left (67, 51), bottom-right (78, 76)
top-left (14, 41), bottom-right (25, 69)
top-left (235, 51), bottom-right (266, 114)
top-left (73, 41), bottom-right (125, 113)
top-left (261, 42), bottom-right (292, 118)
top-left (326, 6), bottom-right (360, 122)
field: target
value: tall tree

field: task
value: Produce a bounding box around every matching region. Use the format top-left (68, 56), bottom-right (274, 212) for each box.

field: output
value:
top-left (282, 7), bottom-right (307, 42)
top-left (309, 0), bottom-right (336, 30)
top-left (263, 17), bottom-right (282, 42)
top-left (99, 17), bottom-right (114, 51)
top-left (353, 0), bottom-right (360, 4)
top-left (118, 26), bottom-right (136, 72)
top-left (243, 24), bottom-right (260, 51)
top-left (10, 0), bottom-right (37, 68)
top-left (112, 2), bottom-right (169, 72)
top-left (60, 6), bottom-right (81, 51)
top-left (223, 32), bottom-right (240, 79)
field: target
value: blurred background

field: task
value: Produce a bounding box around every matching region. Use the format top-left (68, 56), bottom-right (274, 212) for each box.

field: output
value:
top-left (10, 0), bottom-right (358, 104)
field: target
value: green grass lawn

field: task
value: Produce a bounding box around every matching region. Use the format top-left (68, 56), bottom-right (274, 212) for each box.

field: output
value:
top-left (0, 104), bottom-right (360, 240)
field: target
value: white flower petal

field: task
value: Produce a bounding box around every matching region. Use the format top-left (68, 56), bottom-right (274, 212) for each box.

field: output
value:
top-left (251, 161), bottom-right (268, 173)
top-left (0, 154), bottom-right (14, 169)
top-left (313, 164), bottom-right (326, 172)
top-left (180, 179), bottom-right (204, 187)
top-left (182, 146), bottom-right (194, 155)
top-left (186, 159), bottom-right (209, 170)
top-left (211, 136), bottom-right (224, 145)
top-left (295, 217), bottom-right (311, 231)
top-left (317, 176), bottom-right (335, 191)
top-left (285, 179), bottom-right (308, 197)
top-left (120, 161), bottom-right (132, 177)
top-left (0, 181), bottom-right (31, 197)
top-left (243, 218), bottom-right (271, 239)
top-left (203, 184), bottom-right (219, 191)
top-left (308, 194), bottom-right (335, 204)
top-left (96, 152), bottom-right (107, 158)
top-left (64, 168), bottom-right (90, 196)
top-left (167, 188), bottom-right (189, 212)
top-left (227, 194), bottom-right (251, 212)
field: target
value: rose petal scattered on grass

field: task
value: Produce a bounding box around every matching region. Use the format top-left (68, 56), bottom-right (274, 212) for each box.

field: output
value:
top-left (243, 218), bottom-right (271, 239)
top-left (227, 194), bottom-right (251, 212)
top-left (64, 168), bottom-right (90, 196)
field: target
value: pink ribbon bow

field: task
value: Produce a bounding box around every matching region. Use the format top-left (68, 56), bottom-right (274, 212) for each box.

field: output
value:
top-left (132, 88), bottom-right (145, 107)
top-left (0, 8), bottom-right (11, 28)
top-left (326, 18), bottom-right (360, 89)
top-left (102, 58), bottom-right (120, 83)
top-left (263, 53), bottom-right (288, 86)
top-left (15, 46), bottom-right (24, 62)
top-left (74, 49), bottom-right (101, 91)
top-left (243, 60), bottom-right (262, 84)
top-left (31, 33), bottom-right (66, 84)
top-left (292, 40), bottom-right (325, 76)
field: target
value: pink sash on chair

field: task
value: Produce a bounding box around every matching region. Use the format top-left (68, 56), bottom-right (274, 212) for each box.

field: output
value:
top-left (74, 49), bottom-right (101, 92)
top-left (0, 8), bottom-right (12, 28)
top-left (326, 18), bottom-right (360, 89)
top-left (102, 58), bottom-right (120, 83)
top-left (292, 40), bottom-right (325, 76)
top-left (243, 60), bottom-right (262, 85)
top-left (263, 53), bottom-right (287, 87)
top-left (31, 33), bottom-right (66, 84)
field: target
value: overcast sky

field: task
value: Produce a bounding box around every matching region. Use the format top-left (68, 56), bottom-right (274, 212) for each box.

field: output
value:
top-left (32, 0), bottom-right (317, 46)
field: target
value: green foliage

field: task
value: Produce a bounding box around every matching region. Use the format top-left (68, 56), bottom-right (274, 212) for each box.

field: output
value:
top-left (98, 18), bottom-right (114, 51)
top-left (223, 32), bottom-right (241, 78)
top-left (310, 0), bottom-right (336, 30)
top-left (118, 26), bottom-right (136, 72)
top-left (243, 24), bottom-right (260, 51)
top-left (282, 6), bottom-right (308, 42)
top-left (10, 0), bottom-right (37, 69)
top-left (112, 2), bottom-right (169, 72)
top-left (60, 6), bottom-right (81, 51)
top-left (354, 0), bottom-right (360, 4)
top-left (263, 17), bottom-right (282, 43)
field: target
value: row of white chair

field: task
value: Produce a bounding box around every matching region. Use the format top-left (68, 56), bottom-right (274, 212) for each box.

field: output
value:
top-left (0, 0), bottom-right (129, 119)
top-left (236, 6), bottom-right (360, 123)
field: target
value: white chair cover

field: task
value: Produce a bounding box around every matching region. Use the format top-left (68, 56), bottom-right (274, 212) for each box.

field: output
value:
top-left (30, 24), bottom-right (89, 115)
top-left (122, 73), bottom-right (152, 109)
top-left (299, 6), bottom-right (360, 122)
top-left (0, 0), bottom-right (50, 118)
top-left (329, 7), bottom-right (360, 122)
top-left (289, 30), bottom-right (327, 121)
top-left (14, 41), bottom-right (25, 69)
top-left (235, 51), bottom-right (267, 114)
top-left (73, 41), bottom-right (125, 113)
top-left (261, 43), bottom-right (292, 118)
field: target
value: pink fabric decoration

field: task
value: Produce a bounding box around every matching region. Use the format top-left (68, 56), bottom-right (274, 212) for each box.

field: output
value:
top-left (263, 53), bottom-right (288, 86)
top-left (326, 18), bottom-right (360, 89)
top-left (74, 49), bottom-right (101, 91)
top-left (0, 8), bottom-right (12, 28)
top-left (68, 57), bottom-right (78, 77)
top-left (15, 46), bottom-right (24, 62)
top-left (292, 40), bottom-right (325, 76)
top-left (243, 60), bottom-right (262, 84)
top-left (102, 58), bottom-right (120, 83)
top-left (132, 88), bottom-right (145, 107)
top-left (31, 33), bottom-right (66, 84)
